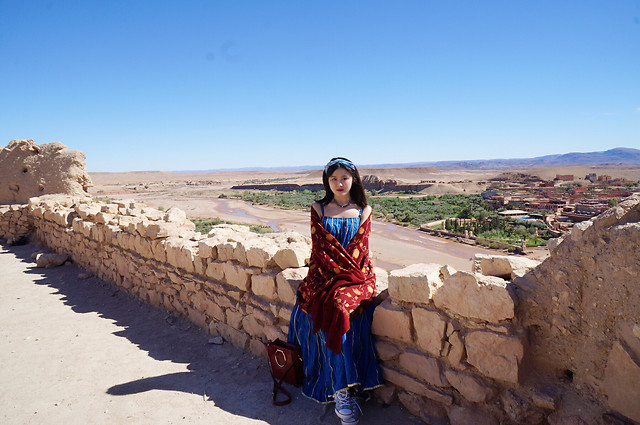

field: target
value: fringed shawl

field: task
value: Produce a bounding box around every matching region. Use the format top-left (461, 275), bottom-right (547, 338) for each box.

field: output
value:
top-left (297, 207), bottom-right (377, 354)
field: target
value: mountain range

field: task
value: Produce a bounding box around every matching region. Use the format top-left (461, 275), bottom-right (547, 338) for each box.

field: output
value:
top-left (179, 147), bottom-right (640, 172)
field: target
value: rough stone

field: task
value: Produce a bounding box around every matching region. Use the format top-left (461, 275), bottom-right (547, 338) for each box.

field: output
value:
top-left (474, 254), bottom-right (540, 280)
top-left (388, 263), bottom-right (446, 304)
top-left (273, 244), bottom-right (309, 269)
top-left (375, 340), bottom-right (402, 362)
top-left (0, 140), bottom-right (92, 203)
top-left (465, 330), bottom-right (524, 383)
top-left (371, 298), bottom-right (412, 343)
top-left (242, 238), bottom-right (279, 268)
top-left (35, 252), bottom-right (69, 268)
top-left (444, 368), bottom-right (497, 403)
top-left (447, 330), bottom-right (466, 367)
top-left (374, 385), bottom-right (397, 405)
top-left (398, 351), bottom-right (448, 387)
top-left (412, 307), bottom-right (447, 356)
top-left (223, 262), bottom-right (257, 291)
top-left (275, 267), bottom-right (307, 305)
top-left (432, 271), bottom-right (514, 323)
top-left (382, 366), bottom-right (453, 405)
top-left (397, 392), bottom-right (449, 425)
top-left (251, 272), bottom-right (277, 301)
top-left (604, 341), bottom-right (640, 423)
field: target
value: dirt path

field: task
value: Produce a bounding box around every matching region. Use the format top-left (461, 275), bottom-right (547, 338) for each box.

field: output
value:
top-left (0, 241), bottom-right (423, 425)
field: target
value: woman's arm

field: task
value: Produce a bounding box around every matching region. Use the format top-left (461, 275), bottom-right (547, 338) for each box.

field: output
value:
top-left (361, 205), bottom-right (372, 223)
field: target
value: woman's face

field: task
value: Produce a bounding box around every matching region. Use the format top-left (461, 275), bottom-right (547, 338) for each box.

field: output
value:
top-left (328, 167), bottom-right (353, 197)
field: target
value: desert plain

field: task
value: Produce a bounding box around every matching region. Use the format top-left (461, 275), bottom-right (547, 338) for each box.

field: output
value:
top-left (88, 164), bottom-right (640, 271)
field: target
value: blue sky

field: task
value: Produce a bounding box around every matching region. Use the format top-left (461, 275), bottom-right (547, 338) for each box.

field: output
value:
top-left (1, 1), bottom-right (639, 172)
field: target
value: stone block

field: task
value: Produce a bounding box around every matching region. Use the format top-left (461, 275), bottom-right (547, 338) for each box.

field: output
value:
top-left (198, 238), bottom-right (218, 259)
top-left (145, 222), bottom-right (182, 239)
top-left (223, 262), bottom-right (258, 291)
top-left (242, 315), bottom-right (264, 338)
top-left (242, 238), bottom-right (279, 268)
top-left (375, 340), bottom-right (402, 362)
top-left (178, 244), bottom-right (198, 273)
top-left (276, 267), bottom-right (307, 305)
top-left (151, 239), bottom-right (167, 263)
top-left (382, 366), bottom-right (453, 405)
top-left (251, 272), bottom-right (277, 300)
top-left (473, 254), bottom-right (540, 280)
top-left (374, 266), bottom-right (389, 295)
top-left (398, 351), bottom-right (448, 387)
top-left (374, 385), bottom-right (397, 405)
top-left (604, 341), bottom-right (640, 423)
top-left (273, 245), bottom-right (309, 269)
top-left (164, 237), bottom-right (184, 269)
top-left (249, 338), bottom-right (267, 358)
top-left (389, 263), bottom-right (445, 304)
top-left (412, 307), bottom-right (447, 356)
top-left (264, 325), bottom-right (286, 342)
top-left (205, 260), bottom-right (225, 281)
top-left (432, 271), bottom-right (514, 323)
top-left (217, 241), bottom-right (237, 262)
top-left (444, 369), bottom-right (497, 403)
top-left (226, 309), bottom-right (243, 329)
top-left (397, 392), bottom-right (449, 425)
top-left (465, 330), bottom-right (524, 384)
top-left (371, 298), bottom-right (412, 343)
top-left (447, 330), bottom-right (465, 367)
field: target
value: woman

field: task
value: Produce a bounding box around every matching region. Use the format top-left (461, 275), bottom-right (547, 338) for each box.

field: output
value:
top-left (288, 157), bottom-right (383, 425)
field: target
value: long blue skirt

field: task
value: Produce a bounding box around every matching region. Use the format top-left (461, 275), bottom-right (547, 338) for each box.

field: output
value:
top-left (287, 301), bottom-right (384, 403)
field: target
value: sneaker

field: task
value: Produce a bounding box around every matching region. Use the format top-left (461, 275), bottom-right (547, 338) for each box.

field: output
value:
top-left (335, 390), bottom-right (362, 425)
top-left (334, 390), bottom-right (352, 421)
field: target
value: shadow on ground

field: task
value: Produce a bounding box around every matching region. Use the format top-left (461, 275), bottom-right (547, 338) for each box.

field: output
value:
top-left (3, 240), bottom-right (422, 425)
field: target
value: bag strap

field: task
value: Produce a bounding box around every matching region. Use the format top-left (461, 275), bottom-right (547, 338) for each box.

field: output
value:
top-left (270, 357), bottom-right (298, 406)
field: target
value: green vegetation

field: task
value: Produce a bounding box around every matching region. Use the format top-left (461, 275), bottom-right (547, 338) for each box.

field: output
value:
top-left (222, 190), bottom-right (552, 247)
top-left (191, 217), bottom-right (274, 234)
top-left (371, 194), bottom-right (488, 227)
top-left (232, 189), bottom-right (320, 209)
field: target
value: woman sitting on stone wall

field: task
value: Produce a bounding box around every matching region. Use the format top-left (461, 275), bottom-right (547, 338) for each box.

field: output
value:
top-left (288, 157), bottom-right (383, 425)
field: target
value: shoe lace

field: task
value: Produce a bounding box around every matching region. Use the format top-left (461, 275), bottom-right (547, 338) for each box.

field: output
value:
top-left (336, 390), bottom-right (349, 407)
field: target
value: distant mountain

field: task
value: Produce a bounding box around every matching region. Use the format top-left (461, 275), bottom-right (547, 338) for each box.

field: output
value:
top-left (375, 147), bottom-right (640, 170)
top-left (177, 147), bottom-right (640, 172)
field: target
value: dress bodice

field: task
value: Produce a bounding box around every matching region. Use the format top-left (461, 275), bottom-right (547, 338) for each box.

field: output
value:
top-left (320, 204), bottom-right (362, 248)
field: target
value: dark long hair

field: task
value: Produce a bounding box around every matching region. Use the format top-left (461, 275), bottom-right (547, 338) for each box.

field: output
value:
top-left (318, 157), bottom-right (368, 208)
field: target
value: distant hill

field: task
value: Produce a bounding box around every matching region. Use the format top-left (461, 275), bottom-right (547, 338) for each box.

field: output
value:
top-left (178, 147), bottom-right (640, 172)
top-left (387, 147), bottom-right (640, 170)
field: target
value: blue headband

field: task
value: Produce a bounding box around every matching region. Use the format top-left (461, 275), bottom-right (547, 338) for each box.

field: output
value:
top-left (324, 158), bottom-right (355, 174)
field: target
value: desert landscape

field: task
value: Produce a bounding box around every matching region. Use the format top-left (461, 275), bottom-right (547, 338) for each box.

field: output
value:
top-left (89, 164), bottom-right (640, 271)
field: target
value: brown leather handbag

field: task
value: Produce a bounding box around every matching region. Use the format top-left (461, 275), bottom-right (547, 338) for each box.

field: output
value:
top-left (267, 339), bottom-right (303, 406)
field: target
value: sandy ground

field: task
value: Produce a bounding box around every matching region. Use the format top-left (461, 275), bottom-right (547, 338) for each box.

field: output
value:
top-left (0, 241), bottom-right (424, 425)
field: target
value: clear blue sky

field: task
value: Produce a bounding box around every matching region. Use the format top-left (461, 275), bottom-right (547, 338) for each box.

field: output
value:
top-left (1, 1), bottom-right (639, 172)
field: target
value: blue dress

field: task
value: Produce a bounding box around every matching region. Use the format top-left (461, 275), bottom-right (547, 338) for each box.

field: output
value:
top-left (287, 207), bottom-right (384, 403)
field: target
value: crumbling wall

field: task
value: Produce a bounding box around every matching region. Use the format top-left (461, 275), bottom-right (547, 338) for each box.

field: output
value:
top-left (0, 139), bottom-right (92, 204)
top-left (516, 193), bottom-right (640, 423)
top-left (1, 194), bottom-right (639, 424)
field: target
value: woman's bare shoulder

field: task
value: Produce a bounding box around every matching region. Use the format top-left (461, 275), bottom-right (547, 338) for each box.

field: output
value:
top-left (361, 205), bottom-right (372, 222)
top-left (312, 202), bottom-right (323, 217)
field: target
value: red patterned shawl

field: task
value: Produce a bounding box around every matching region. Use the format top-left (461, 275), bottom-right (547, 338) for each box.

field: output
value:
top-left (297, 207), bottom-right (377, 354)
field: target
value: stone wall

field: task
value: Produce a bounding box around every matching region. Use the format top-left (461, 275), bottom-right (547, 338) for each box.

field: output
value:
top-left (1, 194), bottom-right (639, 425)
top-left (0, 139), bottom-right (92, 204)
